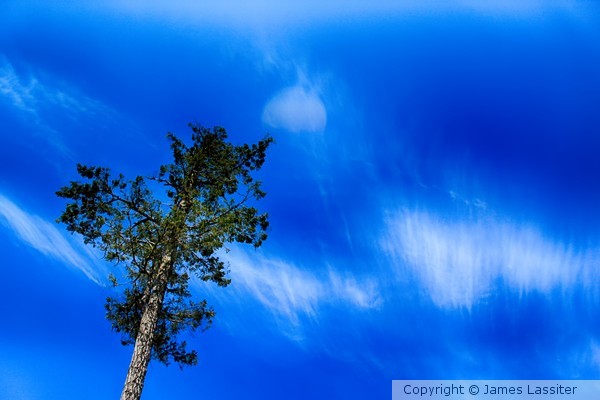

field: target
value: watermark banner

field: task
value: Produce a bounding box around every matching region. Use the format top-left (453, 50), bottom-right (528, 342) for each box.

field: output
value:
top-left (393, 380), bottom-right (600, 400)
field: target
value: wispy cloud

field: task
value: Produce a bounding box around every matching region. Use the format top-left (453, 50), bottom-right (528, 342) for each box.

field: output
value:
top-left (91, 1), bottom-right (582, 30)
top-left (203, 247), bottom-right (381, 334)
top-left (0, 59), bottom-right (38, 115)
top-left (0, 193), bottom-right (105, 284)
top-left (382, 209), bottom-right (598, 308)
top-left (0, 56), bottom-right (119, 154)
top-left (0, 57), bottom-right (113, 119)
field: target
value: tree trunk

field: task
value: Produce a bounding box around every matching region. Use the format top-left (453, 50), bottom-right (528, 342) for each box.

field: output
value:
top-left (120, 258), bottom-right (170, 400)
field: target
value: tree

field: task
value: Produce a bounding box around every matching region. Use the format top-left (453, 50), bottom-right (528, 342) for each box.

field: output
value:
top-left (57, 124), bottom-right (273, 400)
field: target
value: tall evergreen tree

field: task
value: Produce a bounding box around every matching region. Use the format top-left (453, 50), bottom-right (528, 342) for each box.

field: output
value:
top-left (57, 124), bottom-right (273, 400)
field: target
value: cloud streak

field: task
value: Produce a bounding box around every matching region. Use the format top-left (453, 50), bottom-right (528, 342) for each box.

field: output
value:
top-left (205, 247), bottom-right (381, 333)
top-left (0, 56), bottom-right (120, 155)
top-left (90, 1), bottom-right (582, 30)
top-left (0, 193), bottom-right (104, 284)
top-left (0, 59), bottom-right (38, 115)
top-left (0, 57), bottom-right (113, 119)
top-left (382, 209), bottom-right (598, 308)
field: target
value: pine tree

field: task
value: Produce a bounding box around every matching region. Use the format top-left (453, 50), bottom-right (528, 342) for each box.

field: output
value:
top-left (57, 124), bottom-right (273, 400)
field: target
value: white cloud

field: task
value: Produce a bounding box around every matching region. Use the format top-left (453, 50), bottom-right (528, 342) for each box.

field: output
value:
top-left (0, 193), bottom-right (104, 284)
top-left (0, 56), bottom-right (119, 155)
top-left (210, 248), bottom-right (380, 328)
top-left (0, 60), bottom-right (38, 115)
top-left (0, 57), bottom-right (110, 118)
top-left (0, 56), bottom-right (134, 165)
top-left (382, 209), bottom-right (597, 308)
top-left (88, 1), bottom-right (581, 30)
top-left (262, 86), bottom-right (327, 133)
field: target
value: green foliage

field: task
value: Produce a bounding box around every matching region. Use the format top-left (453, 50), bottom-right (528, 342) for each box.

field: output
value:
top-left (57, 124), bottom-right (273, 367)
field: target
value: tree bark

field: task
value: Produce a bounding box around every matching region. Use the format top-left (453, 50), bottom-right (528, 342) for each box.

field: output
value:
top-left (120, 257), bottom-right (171, 400)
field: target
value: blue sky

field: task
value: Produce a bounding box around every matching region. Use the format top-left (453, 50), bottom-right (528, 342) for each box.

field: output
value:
top-left (1, 1), bottom-right (600, 399)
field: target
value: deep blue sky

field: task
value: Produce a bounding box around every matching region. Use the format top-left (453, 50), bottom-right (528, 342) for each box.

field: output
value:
top-left (2, 2), bottom-right (600, 399)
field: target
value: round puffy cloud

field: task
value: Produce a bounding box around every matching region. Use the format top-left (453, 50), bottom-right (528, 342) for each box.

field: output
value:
top-left (262, 86), bottom-right (326, 133)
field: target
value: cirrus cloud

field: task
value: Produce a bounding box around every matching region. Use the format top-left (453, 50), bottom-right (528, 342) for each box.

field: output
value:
top-left (381, 209), bottom-right (598, 308)
top-left (0, 192), bottom-right (105, 285)
top-left (195, 246), bottom-right (381, 341)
